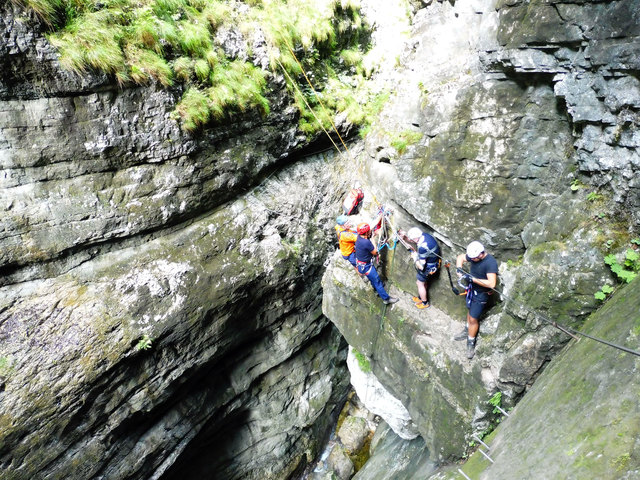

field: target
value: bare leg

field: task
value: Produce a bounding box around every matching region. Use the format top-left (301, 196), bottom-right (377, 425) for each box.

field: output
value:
top-left (467, 313), bottom-right (479, 338)
top-left (416, 279), bottom-right (428, 303)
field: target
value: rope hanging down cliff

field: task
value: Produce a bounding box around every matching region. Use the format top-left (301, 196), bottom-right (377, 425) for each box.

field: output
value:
top-left (275, 36), bottom-right (381, 203)
top-left (277, 33), bottom-right (640, 359)
top-left (394, 233), bottom-right (640, 358)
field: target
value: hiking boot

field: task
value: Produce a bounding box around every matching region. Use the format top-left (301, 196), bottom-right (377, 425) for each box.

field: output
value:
top-left (412, 296), bottom-right (421, 303)
top-left (415, 301), bottom-right (430, 309)
top-left (453, 327), bottom-right (468, 341)
top-left (383, 296), bottom-right (399, 305)
top-left (466, 339), bottom-right (476, 359)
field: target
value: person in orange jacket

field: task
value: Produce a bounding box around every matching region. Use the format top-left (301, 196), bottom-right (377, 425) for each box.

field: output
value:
top-left (335, 215), bottom-right (358, 267)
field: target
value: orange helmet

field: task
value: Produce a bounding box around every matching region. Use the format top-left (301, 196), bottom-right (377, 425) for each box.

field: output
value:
top-left (357, 223), bottom-right (370, 236)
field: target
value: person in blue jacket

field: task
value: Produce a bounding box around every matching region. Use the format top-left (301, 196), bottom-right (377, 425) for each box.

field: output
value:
top-left (355, 222), bottom-right (398, 305)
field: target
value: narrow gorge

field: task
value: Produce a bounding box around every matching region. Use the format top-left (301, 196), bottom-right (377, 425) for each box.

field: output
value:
top-left (1, 0), bottom-right (639, 479)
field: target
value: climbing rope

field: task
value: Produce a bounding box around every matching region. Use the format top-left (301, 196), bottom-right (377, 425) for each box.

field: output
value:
top-left (274, 36), bottom-right (381, 203)
top-left (407, 243), bottom-right (640, 358)
top-left (369, 209), bottom-right (401, 360)
top-left (275, 58), bottom-right (344, 157)
top-left (280, 37), bottom-right (355, 161)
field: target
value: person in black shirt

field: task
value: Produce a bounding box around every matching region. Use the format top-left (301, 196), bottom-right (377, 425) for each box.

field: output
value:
top-left (454, 241), bottom-right (498, 359)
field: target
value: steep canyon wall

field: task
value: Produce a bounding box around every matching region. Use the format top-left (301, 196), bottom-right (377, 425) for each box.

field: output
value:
top-left (0, 2), bottom-right (353, 479)
top-left (323, 0), bottom-right (640, 467)
top-left (1, 0), bottom-right (639, 478)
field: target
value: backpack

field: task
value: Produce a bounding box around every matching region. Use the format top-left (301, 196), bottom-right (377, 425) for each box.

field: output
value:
top-left (342, 188), bottom-right (364, 215)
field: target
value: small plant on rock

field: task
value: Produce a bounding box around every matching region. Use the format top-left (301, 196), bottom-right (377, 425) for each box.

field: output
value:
top-left (136, 334), bottom-right (153, 351)
top-left (390, 130), bottom-right (423, 155)
top-left (570, 179), bottom-right (584, 191)
top-left (604, 247), bottom-right (640, 284)
top-left (594, 284), bottom-right (615, 301)
top-left (0, 356), bottom-right (14, 376)
top-left (489, 391), bottom-right (502, 414)
top-left (587, 191), bottom-right (603, 202)
top-left (352, 348), bottom-right (371, 373)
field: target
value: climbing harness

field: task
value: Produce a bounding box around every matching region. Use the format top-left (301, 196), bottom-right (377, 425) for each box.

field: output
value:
top-left (429, 248), bottom-right (640, 358)
top-left (368, 204), bottom-right (400, 360)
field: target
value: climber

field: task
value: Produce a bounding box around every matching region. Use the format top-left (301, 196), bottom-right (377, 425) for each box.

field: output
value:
top-left (398, 227), bottom-right (441, 309)
top-left (334, 215), bottom-right (358, 267)
top-left (355, 222), bottom-right (399, 305)
top-left (342, 181), bottom-right (365, 215)
top-left (454, 241), bottom-right (498, 360)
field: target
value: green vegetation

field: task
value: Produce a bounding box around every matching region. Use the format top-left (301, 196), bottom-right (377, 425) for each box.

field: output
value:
top-left (0, 356), bottom-right (14, 376)
top-left (570, 179), bottom-right (584, 191)
top-left (587, 191), bottom-right (603, 202)
top-left (352, 348), bottom-right (371, 373)
top-left (136, 334), bottom-right (153, 351)
top-left (488, 391), bottom-right (502, 414)
top-left (468, 391), bottom-right (505, 448)
top-left (604, 246), bottom-right (640, 284)
top-left (611, 453), bottom-right (631, 472)
top-left (390, 130), bottom-right (423, 154)
top-left (506, 255), bottom-right (523, 267)
top-left (594, 284), bottom-right (615, 301)
top-left (21, 0), bottom-right (375, 134)
top-left (595, 239), bottom-right (640, 301)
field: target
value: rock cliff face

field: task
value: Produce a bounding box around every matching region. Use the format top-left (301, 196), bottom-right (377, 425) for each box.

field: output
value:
top-left (323, 0), bottom-right (640, 467)
top-left (1, 0), bottom-right (639, 478)
top-left (0, 2), bottom-right (351, 479)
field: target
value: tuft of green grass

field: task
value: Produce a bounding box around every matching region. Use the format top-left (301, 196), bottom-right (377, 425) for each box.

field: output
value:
top-left (340, 48), bottom-right (361, 66)
top-left (173, 56), bottom-right (192, 81)
top-left (177, 18), bottom-right (212, 57)
top-left (194, 58), bottom-right (210, 81)
top-left (353, 348), bottom-right (371, 373)
top-left (202, 1), bottom-right (231, 28)
top-left (175, 87), bottom-right (210, 132)
top-left (126, 46), bottom-right (173, 86)
top-left (49, 9), bottom-right (126, 75)
top-left (35, 0), bottom-right (369, 133)
top-left (391, 130), bottom-right (423, 154)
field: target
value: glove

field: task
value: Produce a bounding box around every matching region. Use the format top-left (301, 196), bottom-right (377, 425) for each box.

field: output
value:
top-left (464, 274), bottom-right (473, 284)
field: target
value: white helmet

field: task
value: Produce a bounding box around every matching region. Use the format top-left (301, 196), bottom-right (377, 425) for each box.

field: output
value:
top-left (466, 241), bottom-right (484, 259)
top-left (407, 227), bottom-right (422, 241)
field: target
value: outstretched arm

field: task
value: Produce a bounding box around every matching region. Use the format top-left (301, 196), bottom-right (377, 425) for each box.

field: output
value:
top-left (473, 272), bottom-right (497, 289)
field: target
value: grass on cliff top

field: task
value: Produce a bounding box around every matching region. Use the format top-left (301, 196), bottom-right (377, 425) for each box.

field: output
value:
top-left (17, 0), bottom-right (378, 135)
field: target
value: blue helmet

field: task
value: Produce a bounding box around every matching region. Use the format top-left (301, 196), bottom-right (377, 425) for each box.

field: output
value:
top-left (336, 215), bottom-right (349, 225)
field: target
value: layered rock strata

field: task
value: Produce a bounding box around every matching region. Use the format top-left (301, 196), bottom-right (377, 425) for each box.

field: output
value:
top-left (0, 2), bottom-right (352, 479)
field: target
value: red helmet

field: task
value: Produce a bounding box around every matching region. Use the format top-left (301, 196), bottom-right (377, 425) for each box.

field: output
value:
top-left (357, 223), bottom-right (370, 236)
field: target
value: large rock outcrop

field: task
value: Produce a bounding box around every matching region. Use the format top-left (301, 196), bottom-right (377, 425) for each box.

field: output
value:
top-left (476, 275), bottom-right (640, 479)
top-left (0, 1), bottom-right (354, 478)
top-left (427, 275), bottom-right (640, 479)
top-left (323, 0), bottom-right (639, 466)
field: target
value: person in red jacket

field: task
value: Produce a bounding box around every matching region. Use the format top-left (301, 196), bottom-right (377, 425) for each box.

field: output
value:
top-left (342, 181), bottom-right (365, 215)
